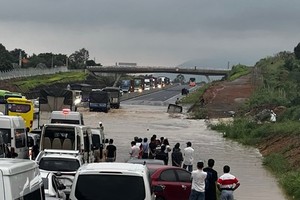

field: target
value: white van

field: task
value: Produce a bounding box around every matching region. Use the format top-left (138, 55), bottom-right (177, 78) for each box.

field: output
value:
top-left (50, 109), bottom-right (84, 125)
top-left (0, 115), bottom-right (29, 159)
top-left (40, 123), bottom-right (94, 163)
top-left (69, 162), bottom-right (158, 200)
top-left (0, 158), bottom-right (45, 200)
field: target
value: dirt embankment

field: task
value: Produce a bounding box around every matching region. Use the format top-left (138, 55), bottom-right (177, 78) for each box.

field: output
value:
top-left (201, 73), bottom-right (300, 168)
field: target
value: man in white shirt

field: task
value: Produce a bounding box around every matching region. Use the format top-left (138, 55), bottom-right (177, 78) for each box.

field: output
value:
top-left (183, 141), bottom-right (194, 172)
top-left (189, 161), bottom-right (207, 200)
top-left (129, 141), bottom-right (140, 158)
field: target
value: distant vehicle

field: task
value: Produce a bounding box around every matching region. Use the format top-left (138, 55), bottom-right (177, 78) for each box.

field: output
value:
top-left (89, 90), bottom-right (110, 112)
top-left (69, 163), bottom-right (160, 200)
top-left (189, 77), bottom-right (196, 87)
top-left (0, 158), bottom-right (45, 200)
top-left (41, 171), bottom-right (67, 200)
top-left (150, 77), bottom-right (158, 89)
top-left (102, 87), bottom-right (121, 109)
top-left (39, 123), bottom-right (94, 163)
top-left (127, 158), bottom-right (164, 165)
top-left (157, 76), bottom-right (169, 88)
top-left (70, 90), bottom-right (83, 111)
top-left (2, 97), bottom-right (34, 131)
top-left (144, 78), bottom-right (151, 90)
top-left (120, 79), bottom-right (133, 93)
top-left (50, 109), bottom-right (84, 125)
top-left (133, 77), bottom-right (144, 92)
top-left (36, 149), bottom-right (84, 197)
top-left (0, 115), bottom-right (29, 159)
top-left (147, 164), bottom-right (192, 200)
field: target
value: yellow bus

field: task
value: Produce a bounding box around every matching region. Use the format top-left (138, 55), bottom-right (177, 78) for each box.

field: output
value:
top-left (6, 97), bottom-right (34, 131)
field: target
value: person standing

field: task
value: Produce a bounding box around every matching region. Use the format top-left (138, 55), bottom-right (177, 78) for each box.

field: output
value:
top-left (189, 161), bottom-right (207, 200)
top-left (129, 141), bottom-right (140, 159)
top-left (203, 159), bottom-right (218, 200)
top-left (149, 137), bottom-right (157, 159)
top-left (105, 139), bottom-right (117, 162)
top-left (141, 137), bottom-right (149, 159)
top-left (171, 143), bottom-right (183, 167)
top-left (217, 165), bottom-right (240, 200)
top-left (161, 138), bottom-right (171, 165)
top-left (183, 141), bottom-right (194, 172)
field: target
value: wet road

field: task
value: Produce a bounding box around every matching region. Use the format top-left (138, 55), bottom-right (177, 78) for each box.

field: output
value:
top-left (37, 88), bottom-right (287, 200)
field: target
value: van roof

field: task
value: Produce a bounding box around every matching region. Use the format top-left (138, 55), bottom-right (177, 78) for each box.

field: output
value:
top-left (78, 162), bottom-right (146, 176)
top-left (44, 123), bottom-right (86, 128)
top-left (0, 158), bottom-right (38, 175)
top-left (0, 116), bottom-right (25, 128)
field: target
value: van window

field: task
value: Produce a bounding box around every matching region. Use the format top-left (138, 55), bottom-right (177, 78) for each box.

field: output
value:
top-left (15, 129), bottom-right (26, 148)
top-left (92, 135), bottom-right (100, 149)
top-left (15, 186), bottom-right (45, 200)
top-left (39, 157), bottom-right (80, 172)
top-left (51, 119), bottom-right (80, 124)
top-left (75, 175), bottom-right (145, 200)
top-left (0, 129), bottom-right (10, 144)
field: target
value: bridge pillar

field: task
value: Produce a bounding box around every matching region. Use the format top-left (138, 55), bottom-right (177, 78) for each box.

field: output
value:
top-left (205, 75), bottom-right (211, 82)
top-left (113, 74), bottom-right (122, 87)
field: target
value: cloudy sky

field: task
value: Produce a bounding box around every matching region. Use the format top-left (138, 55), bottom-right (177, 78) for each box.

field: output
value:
top-left (1, 0), bottom-right (300, 68)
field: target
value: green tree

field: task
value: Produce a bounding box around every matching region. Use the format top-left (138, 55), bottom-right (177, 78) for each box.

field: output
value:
top-left (10, 48), bottom-right (27, 64)
top-left (0, 43), bottom-right (13, 71)
top-left (69, 48), bottom-right (89, 69)
top-left (294, 42), bottom-right (300, 60)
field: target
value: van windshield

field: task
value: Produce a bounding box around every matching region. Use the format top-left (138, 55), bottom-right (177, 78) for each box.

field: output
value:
top-left (39, 157), bottom-right (80, 172)
top-left (75, 174), bottom-right (146, 200)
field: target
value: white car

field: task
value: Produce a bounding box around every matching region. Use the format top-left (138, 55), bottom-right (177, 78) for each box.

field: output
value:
top-left (41, 171), bottom-right (67, 200)
top-left (36, 149), bottom-right (84, 197)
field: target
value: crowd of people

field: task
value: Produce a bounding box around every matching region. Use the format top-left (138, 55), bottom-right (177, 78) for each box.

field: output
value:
top-left (103, 134), bottom-right (240, 200)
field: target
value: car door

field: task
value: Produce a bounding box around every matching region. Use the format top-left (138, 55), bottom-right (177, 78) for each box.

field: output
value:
top-left (175, 169), bottom-right (192, 200)
top-left (155, 169), bottom-right (185, 200)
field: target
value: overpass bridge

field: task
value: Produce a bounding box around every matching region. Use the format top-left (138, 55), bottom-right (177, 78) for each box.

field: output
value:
top-left (87, 66), bottom-right (229, 76)
top-left (87, 66), bottom-right (230, 83)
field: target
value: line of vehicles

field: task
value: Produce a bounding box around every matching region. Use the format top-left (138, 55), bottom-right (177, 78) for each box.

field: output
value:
top-left (120, 75), bottom-right (171, 94)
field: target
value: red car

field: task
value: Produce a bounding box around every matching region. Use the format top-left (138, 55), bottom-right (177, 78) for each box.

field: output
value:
top-left (147, 164), bottom-right (192, 200)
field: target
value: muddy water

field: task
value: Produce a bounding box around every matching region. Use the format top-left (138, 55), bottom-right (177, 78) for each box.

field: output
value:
top-left (39, 104), bottom-right (287, 200)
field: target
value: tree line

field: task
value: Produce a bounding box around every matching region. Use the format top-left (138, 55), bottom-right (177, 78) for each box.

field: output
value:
top-left (0, 43), bottom-right (101, 72)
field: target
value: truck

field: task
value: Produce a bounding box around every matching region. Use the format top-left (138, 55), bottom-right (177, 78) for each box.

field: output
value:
top-left (144, 78), bottom-right (151, 90)
top-left (120, 79), bottom-right (133, 94)
top-left (102, 87), bottom-right (121, 109)
top-left (88, 90), bottom-right (110, 113)
top-left (133, 77), bottom-right (144, 92)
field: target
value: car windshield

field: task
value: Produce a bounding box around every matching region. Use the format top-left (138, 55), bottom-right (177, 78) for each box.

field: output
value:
top-left (39, 157), bottom-right (80, 172)
top-left (75, 174), bottom-right (145, 200)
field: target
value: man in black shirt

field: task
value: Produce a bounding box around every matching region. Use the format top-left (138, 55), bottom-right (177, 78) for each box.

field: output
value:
top-left (148, 137), bottom-right (157, 159)
top-left (105, 139), bottom-right (117, 162)
top-left (203, 159), bottom-right (218, 200)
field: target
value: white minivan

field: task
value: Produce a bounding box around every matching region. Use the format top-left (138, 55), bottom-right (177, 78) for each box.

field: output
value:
top-left (50, 109), bottom-right (84, 125)
top-left (69, 162), bottom-right (159, 200)
top-left (0, 115), bottom-right (29, 159)
top-left (0, 158), bottom-right (45, 200)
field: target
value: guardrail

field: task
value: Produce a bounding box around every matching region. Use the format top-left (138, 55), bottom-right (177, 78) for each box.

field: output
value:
top-left (0, 66), bottom-right (69, 80)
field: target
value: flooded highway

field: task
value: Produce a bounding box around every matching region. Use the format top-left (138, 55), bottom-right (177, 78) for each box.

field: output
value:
top-left (39, 103), bottom-right (287, 200)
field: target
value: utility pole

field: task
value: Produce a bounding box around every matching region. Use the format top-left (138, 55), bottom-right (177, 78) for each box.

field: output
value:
top-left (19, 50), bottom-right (22, 67)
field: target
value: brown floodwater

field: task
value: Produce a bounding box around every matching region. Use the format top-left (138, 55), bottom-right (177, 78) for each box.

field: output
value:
top-left (38, 104), bottom-right (287, 200)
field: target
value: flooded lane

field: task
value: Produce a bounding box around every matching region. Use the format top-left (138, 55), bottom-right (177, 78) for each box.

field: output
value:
top-left (39, 104), bottom-right (287, 200)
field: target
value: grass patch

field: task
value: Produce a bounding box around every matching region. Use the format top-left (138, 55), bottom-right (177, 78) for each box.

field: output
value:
top-left (14, 71), bottom-right (87, 92)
